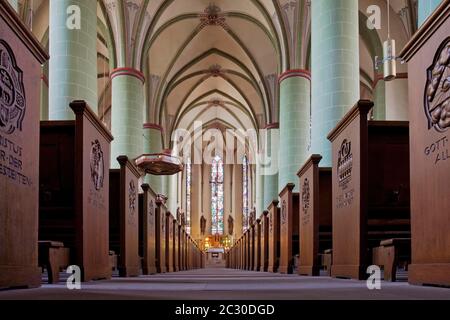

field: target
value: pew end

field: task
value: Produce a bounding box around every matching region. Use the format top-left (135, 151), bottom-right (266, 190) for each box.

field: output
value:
top-left (38, 241), bottom-right (70, 284)
top-left (321, 249), bottom-right (333, 277)
top-left (372, 238), bottom-right (411, 282)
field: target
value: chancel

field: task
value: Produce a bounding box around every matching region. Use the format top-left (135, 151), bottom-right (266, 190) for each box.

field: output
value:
top-left (0, 0), bottom-right (450, 301)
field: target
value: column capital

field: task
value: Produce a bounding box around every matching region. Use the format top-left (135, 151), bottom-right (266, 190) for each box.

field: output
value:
top-left (278, 69), bottom-right (311, 83)
top-left (111, 67), bottom-right (146, 83)
top-left (372, 73), bottom-right (408, 89)
top-left (263, 123), bottom-right (279, 130)
top-left (143, 123), bottom-right (164, 132)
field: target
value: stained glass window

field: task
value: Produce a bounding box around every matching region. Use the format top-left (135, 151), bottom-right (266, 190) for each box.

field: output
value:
top-left (211, 155), bottom-right (224, 235)
top-left (243, 155), bottom-right (249, 231)
top-left (185, 158), bottom-right (192, 235)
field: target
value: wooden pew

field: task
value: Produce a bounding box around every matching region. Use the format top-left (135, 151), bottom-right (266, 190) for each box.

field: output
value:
top-left (241, 236), bottom-right (245, 270)
top-left (39, 101), bottom-right (113, 282)
top-left (230, 248), bottom-right (234, 269)
top-left (0, 1), bottom-right (48, 289)
top-left (297, 155), bottom-right (332, 276)
top-left (372, 238), bottom-right (411, 281)
top-left (242, 232), bottom-right (248, 270)
top-left (174, 220), bottom-right (183, 271)
top-left (236, 243), bottom-right (239, 269)
top-left (155, 195), bottom-right (167, 273)
top-left (186, 235), bottom-right (191, 270)
top-left (182, 228), bottom-right (187, 271)
top-left (279, 184), bottom-right (300, 274)
top-left (254, 218), bottom-right (261, 271)
top-left (249, 225), bottom-right (255, 271)
top-left (109, 156), bottom-right (141, 277)
top-left (173, 218), bottom-right (179, 272)
top-left (38, 241), bottom-right (70, 284)
top-left (185, 232), bottom-right (190, 270)
top-left (322, 249), bottom-right (333, 277)
top-left (268, 200), bottom-right (280, 273)
top-left (245, 230), bottom-right (250, 270)
top-left (235, 244), bottom-right (239, 269)
top-left (400, 0), bottom-right (450, 287)
top-left (327, 100), bottom-right (411, 280)
top-left (236, 239), bottom-right (240, 269)
top-left (260, 211), bottom-right (269, 272)
top-left (139, 184), bottom-right (157, 275)
top-left (165, 212), bottom-right (174, 273)
top-left (0, 2), bottom-right (49, 289)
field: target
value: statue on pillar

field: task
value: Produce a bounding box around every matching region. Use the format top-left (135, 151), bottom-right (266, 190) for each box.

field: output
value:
top-left (200, 215), bottom-right (207, 236)
top-left (228, 215), bottom-right (234, 236)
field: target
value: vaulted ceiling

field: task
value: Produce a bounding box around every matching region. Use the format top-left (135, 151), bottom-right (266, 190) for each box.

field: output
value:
top-left (20, 0), bottom-right (417, 149)
top-left (99, 0), bottom-right (310, 148)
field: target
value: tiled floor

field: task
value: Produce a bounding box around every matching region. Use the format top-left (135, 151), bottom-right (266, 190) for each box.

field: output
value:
top-left (1, 268), bottom-right (449, 300)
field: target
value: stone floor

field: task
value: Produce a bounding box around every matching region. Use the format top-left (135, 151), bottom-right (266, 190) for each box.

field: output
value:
top-left (1, 268), bottom-right (450, 300)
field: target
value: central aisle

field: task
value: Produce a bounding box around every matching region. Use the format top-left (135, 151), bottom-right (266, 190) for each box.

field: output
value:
top-left (0, 269), bottom-right (450, 300)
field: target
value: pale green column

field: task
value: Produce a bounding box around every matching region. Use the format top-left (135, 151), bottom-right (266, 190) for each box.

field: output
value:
top-left (110, 71), bottom-right (144, 168)
top-left (7, 0), bottom-right (18, 11)
top-left (373, 80), bottom-right (386, 120)
top-left (278, 73), bottom-right (311, 192)
top-left (143, 125), bottom-right (164, 194)
top-left (311, 0), bottom-right (360, 167)
top-left (255, 160), bottom-right (265, 215)
top-left (40, 64), bottom-right (49, 120)
top-left (418, 0), bottom-right (442, 26)
top-left (49, 0), bottom-right (97, 119)
top-left (167, 174), bottom-right (178, 216)
top-left (263, 125), bottom-right (279, 210)
top-left (162, 175), bottom-right (169, 199)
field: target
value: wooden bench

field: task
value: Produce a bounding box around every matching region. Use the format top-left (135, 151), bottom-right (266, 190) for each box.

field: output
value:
top-left (0, 1), bottom-right (48, 290)
top-left (254, 219), bottom-right (261, 271)
top-left (173, 218), bottom-right (179, 272)
top-left (109, 156), bottom-right (141, 277)
top-left (249, 224), bottom-right (255, 271)
top-left (165, 212), bottom-right (174, 273)
top-left (400, 0), bottom-right (450, 287)
top-left (242, 231), bottom-right (248, 270)
top-left (322, 249), bottom-right (333, 277)
top-left (39, 101), bottom-right (113, 282)
top-left (259, 211), bottom-right (269, 272)
top-left (155, 195), bottom-right (167, 273)
top-left (327, 100), bottom-right (411, 280)
top-left (279, 184), bottom-right (300, 274)
top-left (38, 241), bottom-right (70, 284)
top-left (372, 238), bottom-right (411, 282)
top-left (138, 184), bottom-right (158, 275)
top-left (297, 155), bottom-right (332, 276)
top-left (109, 251), bottom-right (118, 272)
top-left (268, 200), bottom-right (280, 273)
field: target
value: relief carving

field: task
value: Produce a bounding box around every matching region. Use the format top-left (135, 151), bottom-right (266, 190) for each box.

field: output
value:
top-left (425, 38), bottom-right (450, 132)
top-left (0, 40), bottom-right (26, 135)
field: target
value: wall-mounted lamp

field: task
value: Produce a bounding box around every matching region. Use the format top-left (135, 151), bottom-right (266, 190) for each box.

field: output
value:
top-left (374, 0), bottom-right (405, 81)
top-left (375, 39), bottom-right (403, 81)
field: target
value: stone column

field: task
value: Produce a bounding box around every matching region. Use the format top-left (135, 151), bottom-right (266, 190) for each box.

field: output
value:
top-left (40, 71), bottom-right (49, 120)
top-left (143, 124), bottom-right (164, 194)
top-left (373, 75), bottom-right (386, 120)
top-left (167, 173), bottom-right (178, 216)
top-left (263, 124), bottom-right (279, 210)
top-left (255, 159), bottom-right (265, 215)
top-left (233, 164), bottom-right (243, 239)
top-left (49, 0), bottom-right (97, 119)
top-left (110, 68), bottom-right (145, 168)
top-left (418, 0), bottom-right (442, 26)
top-left (278, 70), bottom-right (311, 192)
top-left (311, 0), bottom-right (360, 167)
top-left (191, 164), bottom-right (202, 240)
